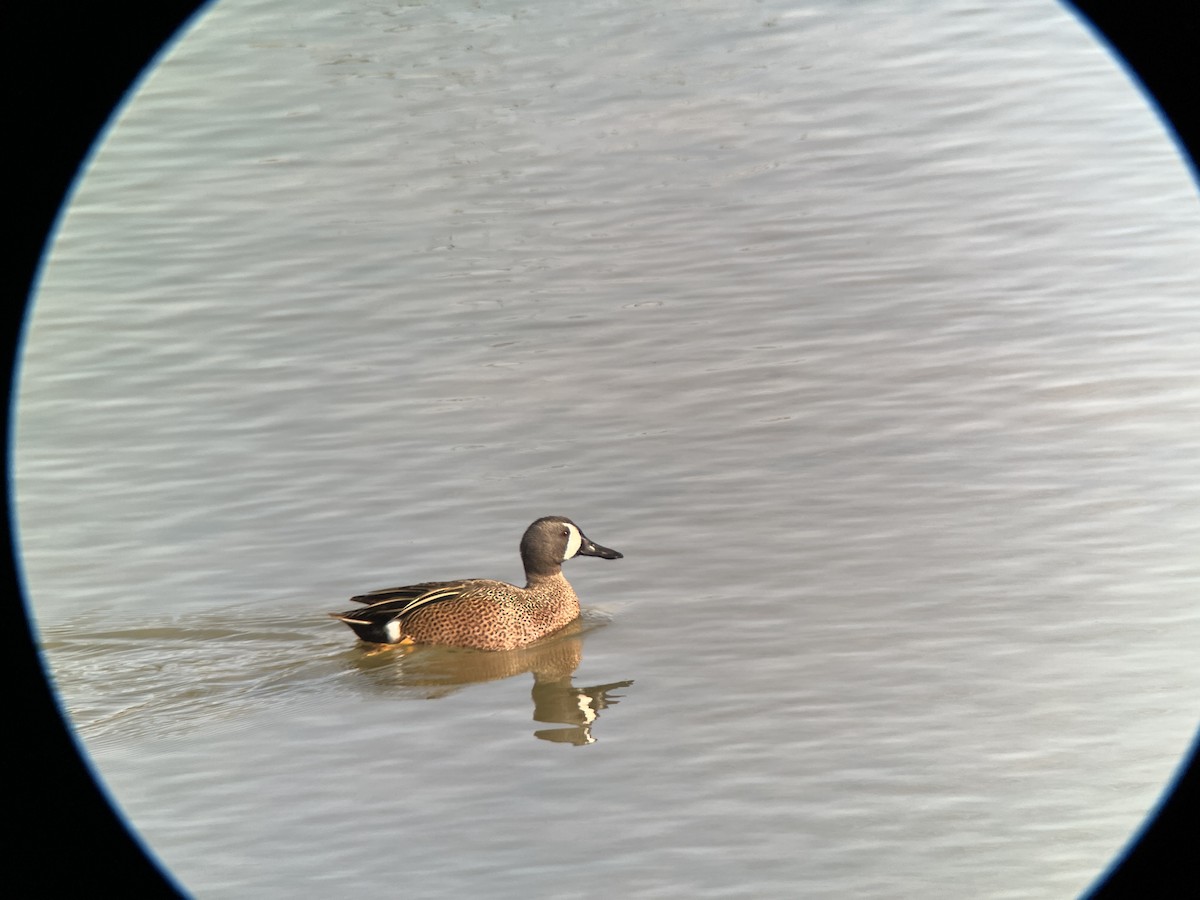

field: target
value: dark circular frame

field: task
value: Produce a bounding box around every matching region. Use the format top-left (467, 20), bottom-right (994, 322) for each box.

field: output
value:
top-left (7, 2), bottom-right (1196, 896)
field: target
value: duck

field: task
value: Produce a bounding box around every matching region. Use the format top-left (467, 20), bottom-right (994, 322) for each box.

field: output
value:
top-left (330, 516), bottom-right (622, 651)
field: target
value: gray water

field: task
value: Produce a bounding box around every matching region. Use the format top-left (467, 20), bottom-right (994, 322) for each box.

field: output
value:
top-left (15, 0), bottom-right (1200, 897)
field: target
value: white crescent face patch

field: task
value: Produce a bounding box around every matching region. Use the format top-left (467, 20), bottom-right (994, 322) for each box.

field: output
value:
top-left (563, 523), bottom-right (582, 561)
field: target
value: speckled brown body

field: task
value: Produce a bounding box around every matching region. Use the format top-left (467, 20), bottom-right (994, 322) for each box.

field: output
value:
top-left (331, 516), bottom-right (621, 651)
top-left (402, 573), bottom-right (581, 651)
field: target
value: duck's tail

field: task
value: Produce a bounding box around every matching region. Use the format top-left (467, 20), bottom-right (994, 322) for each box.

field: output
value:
top-left (329, 611), bottom-right (405, 644)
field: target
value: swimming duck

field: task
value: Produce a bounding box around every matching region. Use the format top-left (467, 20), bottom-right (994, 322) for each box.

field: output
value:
top-left (330, 516), bottom-right (622, 650)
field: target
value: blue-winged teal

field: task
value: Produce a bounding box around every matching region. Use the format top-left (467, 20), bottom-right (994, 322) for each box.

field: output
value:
top-left (330, 516), bottom-right (622, 651)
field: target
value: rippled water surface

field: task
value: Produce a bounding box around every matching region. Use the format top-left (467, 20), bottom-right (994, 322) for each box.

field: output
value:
top-left (16, 0), bottom-right (1199, 897)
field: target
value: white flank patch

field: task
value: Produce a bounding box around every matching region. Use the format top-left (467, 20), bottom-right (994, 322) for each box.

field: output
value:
top-left (384, 619), bottom-right (402, 643)
top-left (563, 524), bottom-right (582, 560)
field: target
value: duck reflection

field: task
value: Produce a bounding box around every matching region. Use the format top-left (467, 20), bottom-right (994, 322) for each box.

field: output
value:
top-left (343, 617), bottom-right (632, 745)
top-left (529, 673), bottom-right (632, 745)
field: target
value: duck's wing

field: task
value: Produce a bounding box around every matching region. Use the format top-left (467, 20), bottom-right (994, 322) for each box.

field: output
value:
top-left (330, 580), bottom-right (476, 644)
top-left (347, 580), bottom-right (476, 615)
top-left (348, 580), bottom-right (466, 607)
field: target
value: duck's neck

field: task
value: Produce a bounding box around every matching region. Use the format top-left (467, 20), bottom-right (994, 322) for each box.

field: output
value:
top-left (524, 566), bottom-right (566, 588)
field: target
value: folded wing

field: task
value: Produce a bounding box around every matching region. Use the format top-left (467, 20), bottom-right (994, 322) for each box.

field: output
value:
top-left (330, 580), bottom-right (475, 643)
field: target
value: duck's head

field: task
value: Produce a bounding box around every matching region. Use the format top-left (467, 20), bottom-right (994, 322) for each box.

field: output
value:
top-left (521, 516), bottom-right (622, 576)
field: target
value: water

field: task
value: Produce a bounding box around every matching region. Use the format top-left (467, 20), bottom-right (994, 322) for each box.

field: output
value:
top-left (14, 0), bottom-right (1200, 897)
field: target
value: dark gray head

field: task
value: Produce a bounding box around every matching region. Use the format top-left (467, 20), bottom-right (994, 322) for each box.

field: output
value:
top-left (520, 516), bottom-right (622, 578)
